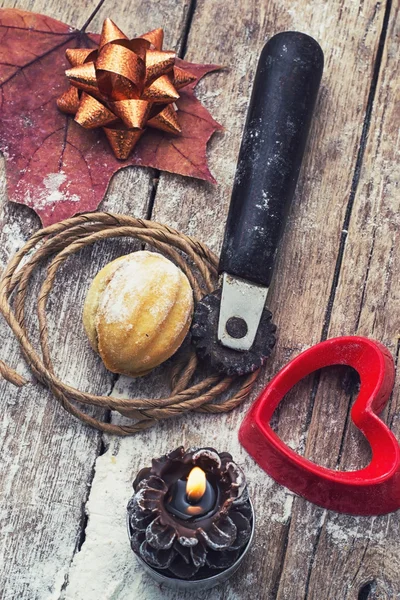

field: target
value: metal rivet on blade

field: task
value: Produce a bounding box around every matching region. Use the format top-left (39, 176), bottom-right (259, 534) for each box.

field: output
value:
top-left (226, 317), bottom-right (248, 339)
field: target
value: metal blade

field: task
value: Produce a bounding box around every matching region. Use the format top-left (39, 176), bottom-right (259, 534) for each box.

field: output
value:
top-left (217, 273), bottom-right (268, 351)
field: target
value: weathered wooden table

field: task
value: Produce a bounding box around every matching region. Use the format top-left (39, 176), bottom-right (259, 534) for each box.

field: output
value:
top-left (1, 0), bottom-right (399, 598)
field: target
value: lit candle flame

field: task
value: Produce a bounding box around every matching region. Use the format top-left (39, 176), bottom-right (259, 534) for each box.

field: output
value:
top-left (186, 467), bottom-right (206, 503)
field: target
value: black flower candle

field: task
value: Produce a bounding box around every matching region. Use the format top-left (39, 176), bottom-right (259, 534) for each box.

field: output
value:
top-left (127, 447), bottom-right (254, 589)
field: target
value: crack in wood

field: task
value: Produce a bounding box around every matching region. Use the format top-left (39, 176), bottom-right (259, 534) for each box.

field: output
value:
top-left (327, 227), bottom-right (379, 469)
top-left (302, 370), bottom-right (322, 445)
top-left (335, 388), bottom-right (358, 469)
top-left (54, 439), bottom-right (102, 600)
top-left (358, 579), bottom-right (377, 600)
top-left (96, 372), bottom-right (118, 457)
top-left (79, 0), bottom-right (107, 33)
top-left (321, 0), bottom-right (392, 343)
top-left (145, 173), bottom-right (160, 221)
top-left (269, 517), bottom-right (292, 600)
top-left (179, 0), bottom-right (197, 58)
top-left (350, 540), bottom-right (371, 588)
top-left (302, 510), bottom-right (327, 600)
top-left (354, 226), bottom-right (377, 331)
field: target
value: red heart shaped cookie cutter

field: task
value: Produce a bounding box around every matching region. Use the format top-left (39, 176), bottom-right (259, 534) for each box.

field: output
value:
top-left (239, 336), bottom-right (400, 515)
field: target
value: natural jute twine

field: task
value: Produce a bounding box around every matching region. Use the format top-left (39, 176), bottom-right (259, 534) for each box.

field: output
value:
top-left (0, 212), bottom-right (260, 435)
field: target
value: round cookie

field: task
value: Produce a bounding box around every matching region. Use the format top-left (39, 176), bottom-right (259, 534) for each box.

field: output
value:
top-left (83, 251), bottom-right (194, 377)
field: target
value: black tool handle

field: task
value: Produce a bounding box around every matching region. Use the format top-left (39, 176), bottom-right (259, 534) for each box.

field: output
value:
top-left (219, 32), bottom-right (323, 287)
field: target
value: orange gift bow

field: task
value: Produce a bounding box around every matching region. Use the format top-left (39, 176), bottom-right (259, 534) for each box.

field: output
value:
top-left (57, 19), bottom-right (196, 159)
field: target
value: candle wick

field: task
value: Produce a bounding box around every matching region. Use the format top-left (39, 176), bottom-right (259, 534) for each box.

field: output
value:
top-left (186, 493), bottom-right (199, 505)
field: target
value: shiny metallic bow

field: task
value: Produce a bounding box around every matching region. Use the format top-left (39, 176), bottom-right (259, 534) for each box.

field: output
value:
top-left (57, 19), bottom-right (196, 159)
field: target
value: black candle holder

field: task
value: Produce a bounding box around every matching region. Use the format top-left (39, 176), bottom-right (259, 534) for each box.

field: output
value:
top-left (126, 500), bottom-right (254, 591)
top-left (126, 447), bottom-right (255, 590)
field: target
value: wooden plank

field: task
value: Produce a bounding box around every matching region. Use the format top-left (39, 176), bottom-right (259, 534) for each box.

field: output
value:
top-left (0, 1), bottom-right (191, 599)
top-left (61, 1), bottom-right (394, 599)
top-left (277, 3), bottom-right (400, 598)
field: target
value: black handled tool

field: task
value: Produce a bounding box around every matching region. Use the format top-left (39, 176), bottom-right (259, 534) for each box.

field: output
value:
top-left (191, 32), bottom-right (324, 375)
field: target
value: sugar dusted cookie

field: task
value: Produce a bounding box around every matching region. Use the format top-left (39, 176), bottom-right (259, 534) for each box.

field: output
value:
top-left (83, 251), bottom-right (193, 377)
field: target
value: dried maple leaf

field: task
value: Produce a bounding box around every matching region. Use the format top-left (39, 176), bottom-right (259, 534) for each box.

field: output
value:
top-left (0, 9), bottom-right (222, 225)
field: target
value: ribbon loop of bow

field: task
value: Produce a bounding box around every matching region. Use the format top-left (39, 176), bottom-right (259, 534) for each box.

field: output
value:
top-left (57, 18), bottom-right (196, 159)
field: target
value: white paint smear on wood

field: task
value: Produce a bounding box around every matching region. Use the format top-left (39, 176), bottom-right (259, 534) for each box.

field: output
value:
top-left (62, 403), bottom-right (298, 600)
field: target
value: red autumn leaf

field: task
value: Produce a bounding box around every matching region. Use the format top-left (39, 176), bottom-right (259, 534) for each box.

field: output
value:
top-left (0, 9), bottom-right (222, 225)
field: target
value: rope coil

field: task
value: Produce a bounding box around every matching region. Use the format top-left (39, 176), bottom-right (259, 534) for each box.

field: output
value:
top-left (0, 212), bottom-right (260, 435)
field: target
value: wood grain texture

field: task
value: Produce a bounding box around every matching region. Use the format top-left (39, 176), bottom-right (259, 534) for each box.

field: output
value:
top-left (0, 1), bottom-right (191, 599)
top-left (151, 1), bottom-right (398, 599)
top-left (0, 0), bottom-right (399, 599)
top-left (61, 1), bottom-right (400, 600)
top-left (276, 3), bottom-right (400, 599)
